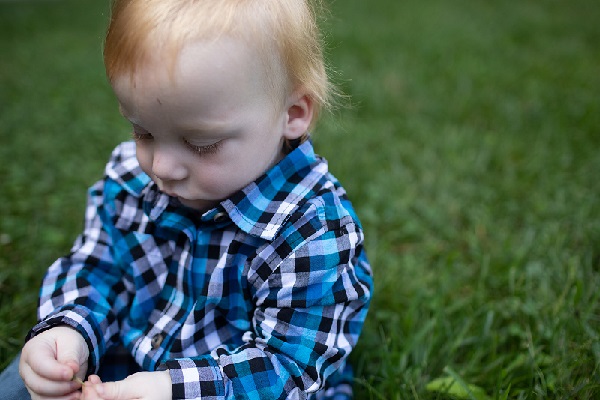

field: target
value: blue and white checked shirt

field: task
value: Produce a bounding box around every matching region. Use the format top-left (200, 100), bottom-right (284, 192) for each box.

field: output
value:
top-left (28, 139), bottom-right (372, 399)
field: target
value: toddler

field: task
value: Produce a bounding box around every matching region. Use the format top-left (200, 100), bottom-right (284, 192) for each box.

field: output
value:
top-left (10, 1), bottom-right (372, 399)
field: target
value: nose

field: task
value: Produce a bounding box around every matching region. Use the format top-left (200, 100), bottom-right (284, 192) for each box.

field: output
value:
top-left (151, 145), bottom-right (188, 182)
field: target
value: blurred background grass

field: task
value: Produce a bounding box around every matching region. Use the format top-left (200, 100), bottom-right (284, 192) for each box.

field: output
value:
top-left (1, 0), bottom-right (599, 398)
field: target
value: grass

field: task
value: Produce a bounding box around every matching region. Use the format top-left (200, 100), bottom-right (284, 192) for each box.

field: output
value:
top-left (1, 0), bottom-right (599, 398)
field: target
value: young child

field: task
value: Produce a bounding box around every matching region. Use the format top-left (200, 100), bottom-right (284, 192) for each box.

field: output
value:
top-left (14, 0), bottom-right (372, 399)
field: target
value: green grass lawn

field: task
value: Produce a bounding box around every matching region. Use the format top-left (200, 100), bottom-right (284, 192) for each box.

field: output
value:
top-left (1, 0), bottom-right (599, 398)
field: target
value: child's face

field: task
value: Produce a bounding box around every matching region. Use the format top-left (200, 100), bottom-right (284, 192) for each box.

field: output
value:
top-left (111, 38), bottom-right (290, 211)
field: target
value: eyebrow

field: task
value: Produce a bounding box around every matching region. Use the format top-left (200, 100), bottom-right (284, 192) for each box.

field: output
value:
top-left (118, 105), bottom-right (236, 136)
top-left (177, 122), bottom-right (234, 135)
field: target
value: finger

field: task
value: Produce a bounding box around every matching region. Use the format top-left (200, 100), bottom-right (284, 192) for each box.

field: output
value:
top-left (87, 375), bottom-right (103, 384)
top-left (95, 380), bottom-right (140, 400)
top-left (70, 360), bottom-right (88, 386)
top-left (20, 361), bottom-right (81, 397)
top-left (80, 375), bottom-right (102, 400)
top-left (22, 341), bottom-right (74, 381)
top-left (29, 391), bottom-right (81, 400)
top-left (56, 334), bottom-right (88, 376)
top-left (82, 382), bottom-right (103, 400)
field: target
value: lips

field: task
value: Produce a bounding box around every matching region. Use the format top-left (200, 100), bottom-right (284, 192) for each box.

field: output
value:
top-left (158, 185), bottom-right (179, 198)
top-left (156, 183), bottom-right (172, 195)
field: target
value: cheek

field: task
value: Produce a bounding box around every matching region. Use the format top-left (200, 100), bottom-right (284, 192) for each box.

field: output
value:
top-left (135, 144), bottom-right (153, 176)
top-left (191, 162), bottom-right (241, 193)
top-left (188, 157), bottom-right (256, 197)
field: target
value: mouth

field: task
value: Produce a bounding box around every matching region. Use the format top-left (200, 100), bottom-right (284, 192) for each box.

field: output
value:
top-left (159, 187), bottom-right (180, 198)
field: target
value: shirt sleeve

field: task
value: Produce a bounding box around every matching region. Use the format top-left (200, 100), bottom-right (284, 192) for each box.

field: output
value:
top-left (27, 158), bottom-right (132, 375)
top-left (164, 217), bottom-right (373, 399)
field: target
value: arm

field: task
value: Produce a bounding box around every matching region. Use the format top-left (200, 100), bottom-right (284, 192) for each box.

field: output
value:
top-left (27, 145), bottom-right (137, 376)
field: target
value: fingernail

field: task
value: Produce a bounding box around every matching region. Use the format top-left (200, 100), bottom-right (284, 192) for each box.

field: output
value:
top-left (95, 384), bottom-right (104, 395)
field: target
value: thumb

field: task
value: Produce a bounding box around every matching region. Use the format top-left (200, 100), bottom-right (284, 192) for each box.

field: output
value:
top-left (95, 380), bottom-right (135, 400)
top-left (54, 329), bottom-right (88, 375)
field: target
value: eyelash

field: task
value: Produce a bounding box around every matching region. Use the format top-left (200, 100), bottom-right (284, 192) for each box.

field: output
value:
top-left (130, 129), bottom-right (223, 156)
top-left (131, 130), bottom-right (152, 141)
top-left (183, 139), bottom-right (224, 156)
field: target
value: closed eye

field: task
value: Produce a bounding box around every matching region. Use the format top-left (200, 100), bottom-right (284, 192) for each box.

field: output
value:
top-left (183, 138), bottom-right (224, 156)
top-left (131, 124), bottom-right (153, 141)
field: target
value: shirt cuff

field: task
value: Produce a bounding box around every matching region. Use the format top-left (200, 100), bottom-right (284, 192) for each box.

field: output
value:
top-left (165, 357), bottom-right (226, 400)
top-left (26, 305), bottom-right (104, 376)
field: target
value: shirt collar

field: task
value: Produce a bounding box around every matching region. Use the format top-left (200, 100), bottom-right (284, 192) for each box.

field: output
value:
top-left (221, 139), bottom-right (329, 241)
top-left (108, 140), bottom-right (328, 241)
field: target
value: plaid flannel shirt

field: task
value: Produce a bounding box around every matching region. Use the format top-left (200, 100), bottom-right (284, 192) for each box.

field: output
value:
top-left (28, 139), bottom-right (372, 399)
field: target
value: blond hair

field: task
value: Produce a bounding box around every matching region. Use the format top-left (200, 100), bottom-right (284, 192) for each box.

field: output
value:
top-left (104, 0), bottom-right (332, 119)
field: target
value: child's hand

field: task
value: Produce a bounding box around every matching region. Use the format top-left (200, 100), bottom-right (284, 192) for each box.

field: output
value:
top-left (82, 371), bottom-right (172, 400)
top-left (19, 326), bottom-right (89, 400)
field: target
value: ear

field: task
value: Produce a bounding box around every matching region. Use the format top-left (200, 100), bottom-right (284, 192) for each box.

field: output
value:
top-left (283, 93), bottom-right (314, 140)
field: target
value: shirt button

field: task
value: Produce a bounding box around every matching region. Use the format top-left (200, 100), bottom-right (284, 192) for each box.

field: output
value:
top-left (151, 333), bottom-right (164, 350)
top-left (213, 211), bottom-right (228, 223)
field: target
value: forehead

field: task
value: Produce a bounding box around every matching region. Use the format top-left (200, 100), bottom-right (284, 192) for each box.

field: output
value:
top-left (157, 38), bottom-right (269, 95)
top-left (117, 37), bottom-right (277, 102)
top-left (111, 37), bottom-right (278, 123)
